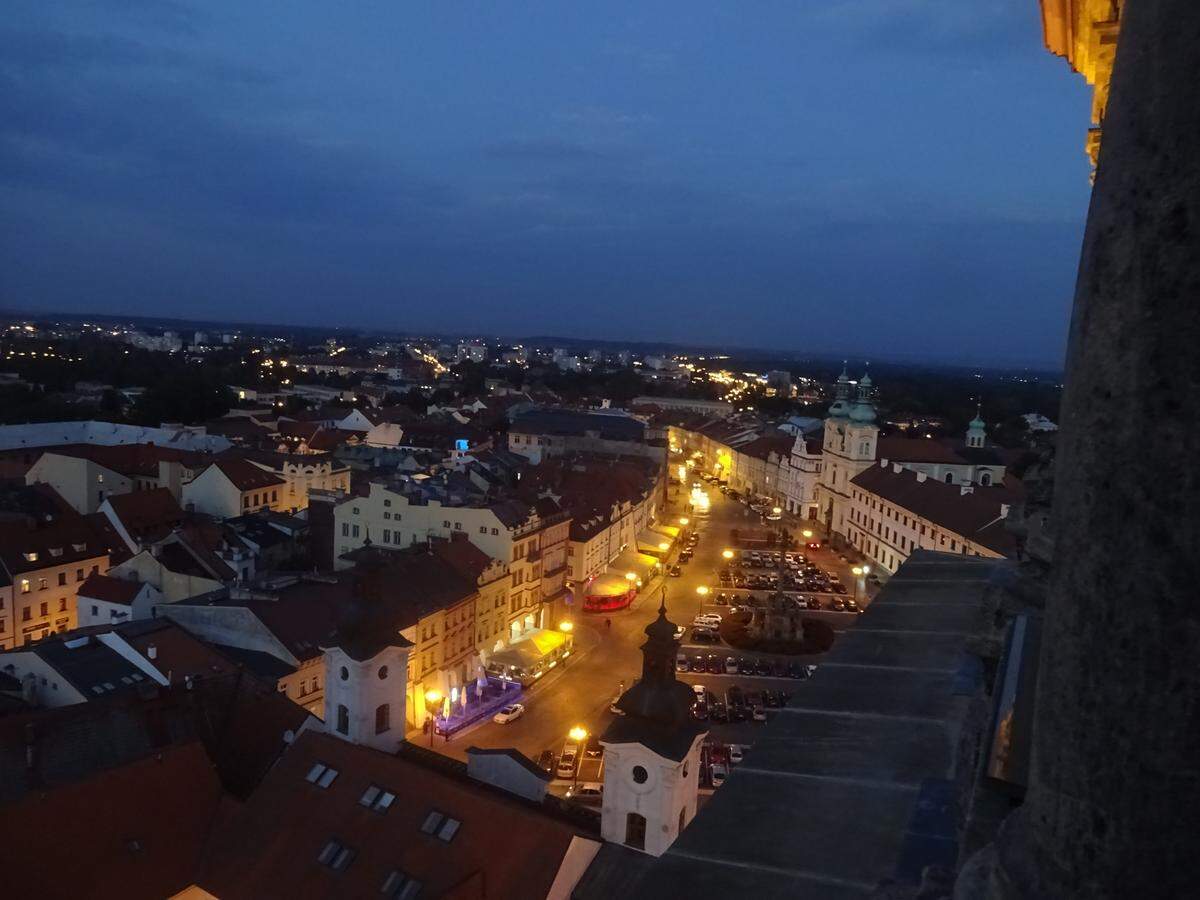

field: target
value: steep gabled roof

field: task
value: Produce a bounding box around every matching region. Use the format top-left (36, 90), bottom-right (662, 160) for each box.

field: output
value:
top-left (105, 488), bottom-right (185, 544)
top-left (78, 572), bottom-right (143, 605)
top-left (197, 731), bottom-right (595, 900)
top-left (207, 459), bottom-right (286, 492)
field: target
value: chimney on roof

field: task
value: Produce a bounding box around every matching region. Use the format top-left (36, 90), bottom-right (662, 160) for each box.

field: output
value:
top-left (916, 471), bottom-right (928, 483)
top-left (147, 644), bottom-right (157, 660)
top-left (881, 458), bottom-right (889, 467)
top-left (892, 463), bottom-right (902, 474)
top-left (1000, 503), bottom-right (1011, 519)
top-left (961, 485), bottom-right (975, 495)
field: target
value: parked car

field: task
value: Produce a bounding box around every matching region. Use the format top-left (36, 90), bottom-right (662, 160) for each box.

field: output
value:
top-left (763, 691), bottom-right (779, 708)
top-left (725, 656), bottom-right (739, 675)
top-left (710, 763), bottom-right (728, 787)
top-left (557, 750), bottom-right (578, 778)
top-left (692, 684), bottom-right (708, 701)
top-left (492, 703), bottom-right (525, 724)
top-left (830, 598), bottom-right (847, 612)
top-left (536, 750), bottom-right (556, 773)
top-left (709, 701), bottom-right (728, 722)
top-left (676, 655), bottom-right (690, 672)
top-left (692, 626), bottom-right (718, 642)
top-left (787, 662), bottom-right (805, 679)
top-left (695, 613), bottom-right (722, 626)
top-left (755, 659), bottom-right (773, 677)
top-left (773, 659), bottom-right (788, 678)
top-left (669, 565), bottom-right (682, 577)
top-left (692, 701), bottom-right (709, 721)
top-left (844, 598), bottom-right (860, 613)
top-left (739, 657), bottom-right (755, 675)
top-left (830, 581), bottom-right (848, 594)
top-left (729, 745), bottom-right (744, 765)
top-left (679, 550), bottom-right (693, 562)
top-left (566, 783), bottom-right (603, 805)
top-left (752, 706), bottom-right (768, 723)
top-left (584, 735), bottom-right (604, 758)
top-left (674, 625), bottom-right (686, 641)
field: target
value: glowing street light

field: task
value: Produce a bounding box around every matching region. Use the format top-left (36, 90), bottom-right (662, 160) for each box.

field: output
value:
top-left (625, 571), bottom-right (638, 581)
top-left (678, 517), bottom-right (689, 526)
top-left (559, 621), bottom-right (573, 633)
top-left (568, 726), bottom-right (589, 788)
top-left (659, 542), bottom-right (670, 551)
top-left (722, 549), bottom-right (734, 560)
top-left (696, 585), bottom-right (709, 596)
top-left (802, 529), bottom-right (813, 540)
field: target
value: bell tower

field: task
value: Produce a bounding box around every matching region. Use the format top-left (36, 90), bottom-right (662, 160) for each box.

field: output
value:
top-left (600, 594), bottom-right (707, 856)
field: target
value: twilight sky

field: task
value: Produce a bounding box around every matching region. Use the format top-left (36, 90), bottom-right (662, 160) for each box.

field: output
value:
top-left (1, 1), bottom-right (1093, 366)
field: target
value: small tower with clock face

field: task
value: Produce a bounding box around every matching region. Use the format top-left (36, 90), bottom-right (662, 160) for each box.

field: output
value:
top-left (600, 595), bottom-right (707, 856)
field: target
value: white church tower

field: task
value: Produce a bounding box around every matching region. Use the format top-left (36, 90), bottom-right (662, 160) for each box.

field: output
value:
top-left (815, 365), bottom-right (879, 544)
top-left (965, 405), bottom-right (987, 449)
top-left (600, 595), bottom-right (707, 857)
top-left (321, 553), bottom-right (413, 752)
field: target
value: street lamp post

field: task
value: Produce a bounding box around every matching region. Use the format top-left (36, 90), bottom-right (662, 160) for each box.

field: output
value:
top-left (696, 584), bottom-right (709, 617)
top-left (568, 726), bottom-right (588, 792)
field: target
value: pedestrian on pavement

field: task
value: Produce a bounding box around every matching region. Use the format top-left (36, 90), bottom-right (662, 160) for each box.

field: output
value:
top-left (606, 618), bottom-right (612, 632)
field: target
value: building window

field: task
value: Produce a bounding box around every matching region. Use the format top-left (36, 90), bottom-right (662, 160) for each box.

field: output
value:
top-left (336, 704), bottom-right (349, 735)
top-left (57, 572), bottom-right (66, 586)
top-left (980, 472), bottom-right (992, 486)
top-left (380, 869), bottom-right (420, 899)
top-left (352, 525), bottom-right (360, 538)
top-left (38, 578), bottom-right (47, 591)
top-left (479, 526), bottom-right (487, 534)
top-left (342, 523), bottom-right (349, 537)
top-left (317, 838), bottom-right (356, 872)
top-left (22, 609), bottom-right (31, 622)
top-left (20, 580), bottom-right (30, 594)
top-left (375, 704), bottom-right (390, 734)
top-left (360, 785), bottom-right (396, 812)
top-left (419, 810), bottom-right (461, 842)
top-left (271, 490), bottom-right (277, 502)
top-left (625, 813), bottom-right (647, 851)
top-left (632, 765), bottom-right (648, 784)
top-left (491, 528), bottom-right (498, 535)
top-left (383, 499), bottom-right (391, 507)
top-left (58, 598), bottom-right (67, 612)
top-left (383, 529), bottom-right (391, 544)
top-left (40, 602), bottom-right (48, 617)
top-left (305, 762), bottom-right (339, 787)
top-left (944, 472), bottom-right (954, 484)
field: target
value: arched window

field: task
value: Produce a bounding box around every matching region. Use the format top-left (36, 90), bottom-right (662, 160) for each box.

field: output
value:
top-left (336, 704), bottom-right (349, 735)
top-left (944, 472), bottom-right (954, 484)
top-left (375, 703), bottom-right (390, 734)
top-left (980, 472), bottom-right (992, 486)
top-left (625, 813), bottom-right (646, 851)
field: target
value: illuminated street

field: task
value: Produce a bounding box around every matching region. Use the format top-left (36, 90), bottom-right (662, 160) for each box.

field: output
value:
top-left (425, 478), bottom-right (878, 785)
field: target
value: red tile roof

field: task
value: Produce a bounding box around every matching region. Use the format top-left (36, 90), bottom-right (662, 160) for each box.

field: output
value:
top-left (36, 442), bottom-right (211, 478)
top-left (0, 741), bottom-right (225, 900)
top-left (0, 514), bottom-right (114, 578)
top-left (210, 459), bottom-right (286, 492)
top-left (105, 487), bottom-right (184, 543)
top-left (850, 462), bottom-right (1019, 556)
top-left (78, 572), bottom-right (142, 605)
top-left (197, 731), bottom-right (594, 900)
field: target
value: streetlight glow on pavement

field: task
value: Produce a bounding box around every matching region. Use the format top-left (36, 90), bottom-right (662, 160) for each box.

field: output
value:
top-left (722, 549), bottom-right (734, 559)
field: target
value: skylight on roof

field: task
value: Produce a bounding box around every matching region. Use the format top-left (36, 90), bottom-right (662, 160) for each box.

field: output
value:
top-left (419, 810), bottom-right (460, 842)
top-left (381, 869), bottom-right (422, 899)
top-left (317, 838), bottom-right (356, 872)
top-left (306, 762), bottom-right (339, 787)
top-left (360, 785), bottom-right (395, 813)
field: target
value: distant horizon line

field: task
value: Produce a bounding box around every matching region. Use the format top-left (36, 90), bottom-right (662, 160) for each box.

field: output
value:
top-left (0, 305), bottom-right (1066, 375)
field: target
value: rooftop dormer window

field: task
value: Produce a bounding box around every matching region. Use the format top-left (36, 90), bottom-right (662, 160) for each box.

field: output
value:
top-left (22, 552), bottom-right (37, 562)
